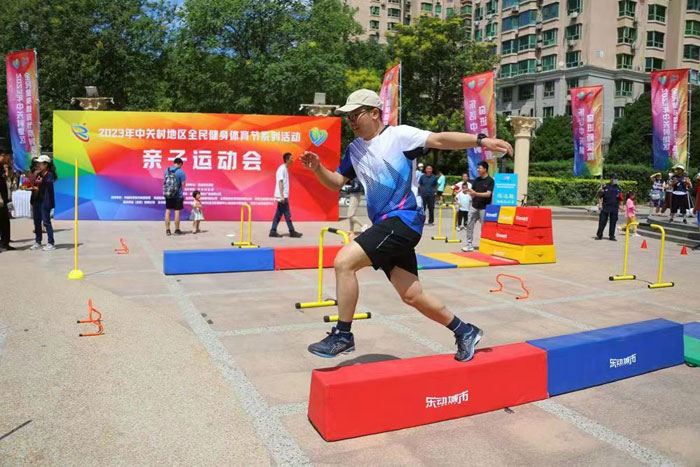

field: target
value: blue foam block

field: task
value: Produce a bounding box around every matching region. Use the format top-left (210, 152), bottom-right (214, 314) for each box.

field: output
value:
top-left (528, 319), bottom-right (684, 396)
top-left (685, 322), bottom-right (700, 339)
top-left (484, 205), bottom-right (500, 222)
top-left (416, 254), bottom-right (457, 270)
top-left (163, 248), bottom-right (274, 275)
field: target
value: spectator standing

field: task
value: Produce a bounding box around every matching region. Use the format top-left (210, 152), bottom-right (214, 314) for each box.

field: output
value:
top-left (452, 172), bottom-right (470, 193)
top-left (649, 172), bottom-right (664, 215)
top-left (455, 183), bottom-right (471, 230)
top-left (412, 162), bottom-right (424, 209)
top-left (418, 164), bottom-right (438, 225)
top-left (661, 171), bottom-right (674, 214)
top-left (620, 190), bottom-right (640, 237)
top-left (269, 152), bottom-right (302, 238)
top-left (462, 161), bottom-right (494, 252)
top-left (436, 169), bottom-right (446, 205)
top-left (190, 190), bottom-right (204, 234)
top-left (346, 177), bottom-right (365, 235)
top-left (595, 174), bottom-right (623, 241)
top-left (669, 164), bottom-right (692, 223)
top-left (29, 155), bottom-right (57, 251)
top-left (0, 149), bottom-right (12, 250)
top-left (163, 157), bottom-right (186, 235)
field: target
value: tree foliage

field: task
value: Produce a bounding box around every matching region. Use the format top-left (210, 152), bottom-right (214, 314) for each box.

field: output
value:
top-left (530, 115), bottom-right (574, 162)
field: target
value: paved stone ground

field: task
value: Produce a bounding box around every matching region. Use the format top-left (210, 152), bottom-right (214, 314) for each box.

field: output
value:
top-left (1, 208), bottom-right (699, 466)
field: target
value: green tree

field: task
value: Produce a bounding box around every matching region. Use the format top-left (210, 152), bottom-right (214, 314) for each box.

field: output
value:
top-left (0, 0), bottom-right (175, 148)
top-left (387, 16), bottom-right (498, 174)
top-left (530, 115), bottom-right (574, 162)
top-left (606, 92), bottom-right (653, 165)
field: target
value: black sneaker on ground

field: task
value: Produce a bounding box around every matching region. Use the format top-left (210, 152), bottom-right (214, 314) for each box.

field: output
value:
top-left (166, 229), bottom-right (172, 236)
top-left (290, 231), bottom-right (303, 238)
top-left (308, 327), bottom-right (355, 358)
top-left (269, 231), bottom-right (282, 238)
top-left (595, 236), bottom-right (603, 240)
top-left (455, 324), bottom-right (483, 362)
top-left (174, 229), bottom-right (183, 235)
top-left (609, 236), bottom-right (617, 241)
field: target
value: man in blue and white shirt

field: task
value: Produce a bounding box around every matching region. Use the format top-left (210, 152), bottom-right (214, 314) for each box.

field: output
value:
top-left (300, 89), bottom-right (513, 362)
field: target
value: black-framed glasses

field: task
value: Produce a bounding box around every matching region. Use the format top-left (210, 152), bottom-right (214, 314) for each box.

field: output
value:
top-left (345, 108), bottom-right (369, 122)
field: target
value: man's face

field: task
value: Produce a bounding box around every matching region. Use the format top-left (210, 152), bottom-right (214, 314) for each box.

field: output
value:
top-left (462, 174), bottom-right (468, 182)
top-left (477, 165), bottom-right (487, 177)
top-left (346, 106), bottom-right (379, 139)
top-left (425, 166), bottom-right (433, 176)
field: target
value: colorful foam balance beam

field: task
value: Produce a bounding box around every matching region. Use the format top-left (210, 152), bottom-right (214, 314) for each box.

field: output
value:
top-left (308, 343), bottom-right (547, 441)
top-left (684, 322), bottom-right (700, 366)
top-left (423, 253), bottom-right (489, 268)
top-left (479, 238), bottom-right (556, 264)
top-left (163, 248), bottom-right (274, 275)
top-left (455, 251), bottom-right (519, 266)
top-left (416, 254), bottom-right (457, 270)
top-left (528, 318), bottom-right (684, 396)
top-left (273, 245), bottom-right (343, 270)
top-left (482, 222), bottom-right (554, 246)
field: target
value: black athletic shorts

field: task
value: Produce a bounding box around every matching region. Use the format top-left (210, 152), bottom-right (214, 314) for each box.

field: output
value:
top-left (355, 216), bottom-right (422, 280)
top-left (165, 197), bottom-right (184, 210)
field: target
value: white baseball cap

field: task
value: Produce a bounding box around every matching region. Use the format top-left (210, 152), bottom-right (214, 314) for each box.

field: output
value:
top-left (36, 155), bottom-right (51, 163)
top-left (674, 163), bottom-right (685, 171)
top-left (336, 89), bottom-right (383, 114)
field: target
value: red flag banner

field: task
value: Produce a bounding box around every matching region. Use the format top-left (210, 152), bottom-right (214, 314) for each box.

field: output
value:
top-left (379, 63), bottom-right (401, 126)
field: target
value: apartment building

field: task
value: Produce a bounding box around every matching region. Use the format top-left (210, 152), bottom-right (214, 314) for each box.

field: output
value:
top-left (476, 0), bottom-right (700, 142)
top-left (346, 0), bottom-right (475, 42)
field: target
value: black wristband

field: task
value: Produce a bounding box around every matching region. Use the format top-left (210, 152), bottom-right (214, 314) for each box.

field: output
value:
top-left (476, 133), bottom-right (487, 147)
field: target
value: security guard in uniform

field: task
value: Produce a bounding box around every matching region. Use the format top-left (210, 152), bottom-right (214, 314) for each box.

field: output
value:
top-left (596, 173), bottom-right (623, 241)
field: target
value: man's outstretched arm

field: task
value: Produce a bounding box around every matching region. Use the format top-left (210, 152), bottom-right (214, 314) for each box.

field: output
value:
top-left (426, 132), bottom-right (513, 156)
top-left (299, 151), bottom-right (348, 191)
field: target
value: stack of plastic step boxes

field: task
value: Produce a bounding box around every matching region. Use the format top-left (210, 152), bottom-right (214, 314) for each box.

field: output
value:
top-left (478, 206), bottom-right (556, 264)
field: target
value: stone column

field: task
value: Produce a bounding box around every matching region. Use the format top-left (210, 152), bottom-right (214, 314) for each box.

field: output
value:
top-left (509, 116), bottom-right (538, 205)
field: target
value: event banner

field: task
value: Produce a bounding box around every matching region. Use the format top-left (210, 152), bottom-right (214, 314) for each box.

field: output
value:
top-left (52, 111), bottom-right (341, 221)
top-left (651, 69), bottom-right (689, 171)
top-left (6, 50), bottom-right (40, 173)
top-left (379, 63), bottom-right (401, 126)
top-left (462, 70), bottom-right (497, 178)
top-left (571, 86), bottom-right (603, 177)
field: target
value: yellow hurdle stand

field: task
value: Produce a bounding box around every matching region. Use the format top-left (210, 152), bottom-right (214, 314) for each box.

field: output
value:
top-left (295, 227), bottom-right (350, 309)
top-left (431, 204), bottom-right (461, 244)
top-left (232, 203), bottom-right (259, 249)
top-left (609, 221), bottom-right (638, 281)
top-left (647, 224), bottom-right (674, 289)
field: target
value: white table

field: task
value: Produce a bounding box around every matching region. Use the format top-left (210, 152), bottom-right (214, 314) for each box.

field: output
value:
top-left (11, 190), bottom-right (32, 218)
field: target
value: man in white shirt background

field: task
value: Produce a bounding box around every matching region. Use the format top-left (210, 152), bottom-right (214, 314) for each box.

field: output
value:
top-left (269, 152), bottom-right (302, 238)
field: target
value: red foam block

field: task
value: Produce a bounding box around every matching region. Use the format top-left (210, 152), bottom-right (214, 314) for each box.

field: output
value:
top-left (513, 207), bottom-right (552, 229)
top-left (308, 342), bottom-right (548, 441)
top-left (454, 251), bottom-right (519, 266)
top-left (274, 245), bottom-right (343, 270)
top-left (492, 224), bottom-right (553, 246)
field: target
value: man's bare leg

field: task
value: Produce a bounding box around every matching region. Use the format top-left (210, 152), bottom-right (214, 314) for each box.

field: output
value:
top-left (334, 242), bottom-right (373, 322)
top-left (164, 209), bottom-right (171, 232)
top-left (307, 241), bottom-right (371, 357)
top-left (174, 210), bottom-right (181, 231)
top-left (389, 266), bottom-right (453, 325)
top-left (389, 266), bottom-right (482, 361)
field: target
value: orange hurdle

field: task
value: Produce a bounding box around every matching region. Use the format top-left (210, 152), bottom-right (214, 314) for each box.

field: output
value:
top-left (489, 273), bottom-right (530, 300)
top-left (115, 238), bottom-right (129, 254)
top-left (78, 299), bottom-right (104, 337)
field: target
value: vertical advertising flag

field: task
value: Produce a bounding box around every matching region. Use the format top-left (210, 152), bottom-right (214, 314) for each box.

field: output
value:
top-left (651, 69), bottom-right (689, 171)
top-left (571, 86), bottom-right (603, 177)
top-left (52, 111), bottom-right (341, 221)
top-left (463, 71), bottom-right (497, 179)
top-left (379, 63), bottom-right (401, 126)
top-left (6, 50), bottom-right (40, 172)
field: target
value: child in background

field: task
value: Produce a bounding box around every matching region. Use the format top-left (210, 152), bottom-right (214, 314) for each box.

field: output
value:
top-left (621, 190), bottom-right (640, 237)
top-left (455, 183), bottom-right (472, 231)
top-left (190, 190), bottom-right (204, 233)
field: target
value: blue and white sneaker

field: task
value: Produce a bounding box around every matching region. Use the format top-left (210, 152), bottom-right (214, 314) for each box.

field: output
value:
top-left (308, 327), bottom-right (355, 358)
top-left (455, 324), bottom-right (483, 362)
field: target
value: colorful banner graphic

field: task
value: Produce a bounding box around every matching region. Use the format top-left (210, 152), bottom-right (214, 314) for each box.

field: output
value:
top-left (571, 86), bottom-right (603, 177)
top-left (462, 70), bottom-right (497, 179)
top-left (6, 50), bottom-right (40, 173)
top-left (52, 111), bottom-right (341, 221)
top-left (651, 69), bottom-right (689, 171)
top-left (379, 63), bottom-right (401, 126)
